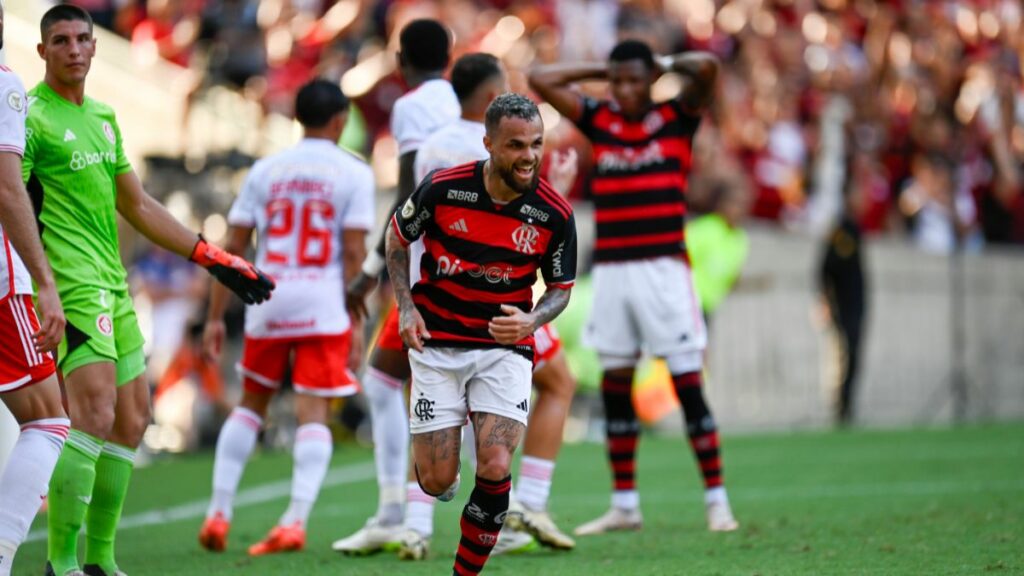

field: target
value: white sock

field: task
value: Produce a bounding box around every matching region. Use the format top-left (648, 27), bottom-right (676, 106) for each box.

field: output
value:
top-left (208, 407), bottom-right (262, 521)
top-left (611, 490), bottom-right (640, 511)
top-left (0, 418), bottom-right (68, 559)
top-left (516, 456), bottom-right (555, 512)
top-left (363, 367), bottom-right (408, 524)
top-left (461, 419), bottom-right (477, 469)
top-left (404, 481), bottom-right (435, 537)
top-left (704, 486), bottom-right (728, 505)
top-left (0, 538), bottom-right (16, 576)
top-left (280, 423), bottom-right (332, 528)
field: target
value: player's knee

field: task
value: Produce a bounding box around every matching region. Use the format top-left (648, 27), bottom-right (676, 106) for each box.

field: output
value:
top-left (417, 465), bottom-right (458, 495)
top-left (475, 449), bottom-right (513, 481)
top-left (75, 398), bottom-right (116, 438)
top-left (239, 389), bottom-right (272, 418)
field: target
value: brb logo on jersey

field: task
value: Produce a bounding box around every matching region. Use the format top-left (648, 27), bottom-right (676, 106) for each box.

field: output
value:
top-left (512, 223), bottom-right (539, 254)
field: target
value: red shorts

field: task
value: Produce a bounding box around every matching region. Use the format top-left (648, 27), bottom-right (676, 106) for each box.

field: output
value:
top-left (374, 306), bottom-right (405, 353)
top-left (0, 294), bottom-right (56, 393)
top-left (533, 323), bottom-right (562, 370)
top-left (239, 331), bottom-right (358, 397)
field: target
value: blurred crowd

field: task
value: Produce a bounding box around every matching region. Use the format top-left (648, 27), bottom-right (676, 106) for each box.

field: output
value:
top-left (76, 0), bottom-right (1024, 254)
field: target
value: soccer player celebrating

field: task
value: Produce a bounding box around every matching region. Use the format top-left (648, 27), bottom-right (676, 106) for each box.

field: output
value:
top-left (332, 18), bottom-right (460, 555)
top-left (197, 79), bottom-right (374, 556)
top-left (0, 6), bottom-right (70, 573)
top-left (25, 7), bottom-right (273, 576)
top-left (386, 93), bottom-right (576, 576)
top-left (394, 52), bottom-right (578, 558)
top-left (529, 40), bottom-right (739, 533)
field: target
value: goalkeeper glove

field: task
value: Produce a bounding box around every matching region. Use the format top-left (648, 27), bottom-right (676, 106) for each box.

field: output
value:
top-left (190, 236), bottom-right (275, 305)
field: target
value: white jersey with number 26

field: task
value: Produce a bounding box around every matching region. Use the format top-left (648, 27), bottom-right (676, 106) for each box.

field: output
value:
top-left (228, 139), bottom-right (375, 338)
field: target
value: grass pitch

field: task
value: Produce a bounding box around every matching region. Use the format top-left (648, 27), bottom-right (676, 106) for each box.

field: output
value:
top-left (15, 422), bottom-right (1023, 575)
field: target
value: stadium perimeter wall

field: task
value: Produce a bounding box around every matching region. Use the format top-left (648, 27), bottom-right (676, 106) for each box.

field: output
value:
top-left (699, 227), bottom-right (1024, 431)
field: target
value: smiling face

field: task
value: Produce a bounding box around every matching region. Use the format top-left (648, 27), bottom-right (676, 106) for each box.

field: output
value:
top-left (38, 19), bottom-right (96, 87)
top-left (485, 115), bottom-right (545, 195)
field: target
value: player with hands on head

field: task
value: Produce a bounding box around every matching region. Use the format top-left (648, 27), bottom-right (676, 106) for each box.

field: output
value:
top-left (529, 39), bottom-right (739, 535)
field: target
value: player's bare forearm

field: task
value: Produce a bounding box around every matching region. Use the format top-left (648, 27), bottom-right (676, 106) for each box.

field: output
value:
top-left (659, 52), bottom-right (719, 112)
top-left (528, 62), bottom-right (606, 121)
top-left (528, 287), bottom-right (571, 331)
top-left (115, 171), bottom-right (202, 258)
top-left (384, 225), bottom-right (415, 314)
top-left (0, 154), bottom-right (55, 290)
top-left (341, 229), bottom-right (368, 286)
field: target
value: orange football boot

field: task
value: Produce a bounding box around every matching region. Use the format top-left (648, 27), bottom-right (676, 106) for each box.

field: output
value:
top-left (198, 513), bottom-right (230, 552)
top-left (248, 522), bottom-right (306, 556)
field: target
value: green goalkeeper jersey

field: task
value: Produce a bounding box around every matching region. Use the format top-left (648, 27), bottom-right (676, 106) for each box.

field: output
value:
top-left (23, 81), bottom-right (133, 293)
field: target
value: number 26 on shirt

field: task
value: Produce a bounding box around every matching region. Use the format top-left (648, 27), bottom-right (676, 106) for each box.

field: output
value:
top-left (264, 198), bottom-right (334, 266)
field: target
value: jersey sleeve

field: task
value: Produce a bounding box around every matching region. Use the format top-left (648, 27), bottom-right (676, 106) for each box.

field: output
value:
top-left (0, 73), bottom-right (27, 156)
top-left (570, 96), bottom-right (603, 140)
top-left (341, 164), bottom-right (376, 231)
top-left (110, 114), bottom-right (132, 175)
top-left (390, 97), bottom-right (433, 156)
top-left (227, 163), bottom-right (262, 227)
top-left (390, 172), bottom-right (439, 246)
top-left (541, 211), bottom-right (577, 289)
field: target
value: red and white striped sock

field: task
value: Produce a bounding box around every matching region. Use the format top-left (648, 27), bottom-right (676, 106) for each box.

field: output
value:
top-left (281, 423), bottom-right (333, 528)
top-left (0, 418), bottom-right (69, 550)
top-left (208, 407), bottom-right (262, 521)
top-left (515, 456), bottom-right (555, 512)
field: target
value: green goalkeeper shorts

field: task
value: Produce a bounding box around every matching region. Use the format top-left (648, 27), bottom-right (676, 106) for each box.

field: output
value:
top-left (57, 285), bottom-right (147, 386)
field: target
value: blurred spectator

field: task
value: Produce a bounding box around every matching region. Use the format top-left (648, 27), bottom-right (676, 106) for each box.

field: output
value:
top-left (819, 183), bottom-right (867, 427)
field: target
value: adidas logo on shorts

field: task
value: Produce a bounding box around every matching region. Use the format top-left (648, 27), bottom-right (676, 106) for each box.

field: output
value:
top-left (516, 399), bottom-right (528, 412)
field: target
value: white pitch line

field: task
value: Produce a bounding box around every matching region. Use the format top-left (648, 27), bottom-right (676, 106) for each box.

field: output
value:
top-left (24, 460), bottom-right (376, 543)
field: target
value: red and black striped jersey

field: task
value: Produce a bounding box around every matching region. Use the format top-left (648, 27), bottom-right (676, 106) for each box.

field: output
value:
top-left (574, 96), bottom-right (701, 263)
top-left (391, 160), bottom-right (577, 360)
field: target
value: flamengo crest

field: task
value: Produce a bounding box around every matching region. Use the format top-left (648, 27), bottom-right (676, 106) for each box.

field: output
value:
top-left (512, 223), bottom-right (539, 254)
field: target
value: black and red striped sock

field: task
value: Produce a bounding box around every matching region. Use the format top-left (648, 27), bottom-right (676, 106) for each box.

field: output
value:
top-left (602, 371), bottom-right (639, 493)
top-left (672, 371), bottom-right (722, 489)
top-left (452, 475), bottom-right (510, 576)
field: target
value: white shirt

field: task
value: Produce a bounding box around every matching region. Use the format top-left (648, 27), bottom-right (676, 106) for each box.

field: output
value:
top-left (414, 118), bottom-right (488, 183)
top-left (0, 66), bottom-right (31, 300)
top-left (408, 119), bottom-right (488, 285)
top-left (229, 139), bottom-right (375, 338)
top-left (391, 79), bottom-right (460, 156)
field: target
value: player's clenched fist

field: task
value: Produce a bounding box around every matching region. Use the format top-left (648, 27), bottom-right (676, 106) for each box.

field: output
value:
top-left (190, 236), bottom-right (276, 305)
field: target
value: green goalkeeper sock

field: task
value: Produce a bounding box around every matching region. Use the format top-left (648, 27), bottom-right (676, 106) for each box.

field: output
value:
top-left (48, 429), bottom-right (103, 575)
top-left (84, 442), bottom-right (136, 573)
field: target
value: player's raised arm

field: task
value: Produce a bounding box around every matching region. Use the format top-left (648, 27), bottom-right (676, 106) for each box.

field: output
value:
top-left (113, 171), bottom-right (274, 305)
top-left (527, 61), bottom-right (608, 122)
top-left (657, 51), bottom-right (719, 113)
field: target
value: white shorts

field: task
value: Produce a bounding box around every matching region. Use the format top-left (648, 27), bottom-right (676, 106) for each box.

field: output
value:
top-left (408, 347), bottom-right (532, 434)
top-left (583, 257), bottom-right (707, 359)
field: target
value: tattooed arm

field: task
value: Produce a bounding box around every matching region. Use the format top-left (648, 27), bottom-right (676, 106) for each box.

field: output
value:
top-left (385, 224), bottom-right (430, 351)
top-left (487, 287), bottom-right (572, 345)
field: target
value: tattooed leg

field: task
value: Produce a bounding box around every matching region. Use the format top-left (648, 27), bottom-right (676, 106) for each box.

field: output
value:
top-left (471, 412), bottom-right (526, 481)
top-left (411, 426), bottom-right (462, 495)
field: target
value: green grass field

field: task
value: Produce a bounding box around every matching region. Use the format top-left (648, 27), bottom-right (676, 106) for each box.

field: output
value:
top-left (14, 422), bottom-right (1024, 575)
